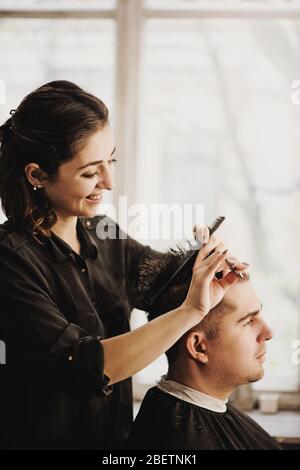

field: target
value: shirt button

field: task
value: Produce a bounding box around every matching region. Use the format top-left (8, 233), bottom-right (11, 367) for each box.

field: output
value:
top-left (68, 356), bottom-right (73, 361)
top-left (81, 267), bottom-right (86, 273)
top-left (86, 220), bottom-right (91, 227)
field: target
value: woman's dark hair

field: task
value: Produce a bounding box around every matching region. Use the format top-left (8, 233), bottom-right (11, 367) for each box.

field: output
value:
top-left (0, 80), bottom-right (109, 240)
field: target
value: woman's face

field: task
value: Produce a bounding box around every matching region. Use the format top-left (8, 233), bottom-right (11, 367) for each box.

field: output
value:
top-left (42, 125), bottom-right (116, 219)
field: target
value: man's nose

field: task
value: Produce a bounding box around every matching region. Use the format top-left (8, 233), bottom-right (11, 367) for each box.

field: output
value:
top-left (260, 321), bottom-right (273, 342)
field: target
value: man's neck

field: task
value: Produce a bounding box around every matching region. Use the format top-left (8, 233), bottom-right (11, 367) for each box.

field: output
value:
top-left (167, 368), bottom-right (233, 402)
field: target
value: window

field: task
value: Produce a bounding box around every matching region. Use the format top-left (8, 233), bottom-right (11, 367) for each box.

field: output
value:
top-left (0, 18), bottom-right (115, 114)
top-left (0, 0), bottom-right (299, 403)
top-left (0, 4), bottom-right (116, 223)
top-left (133, 3), bottom-right (300, 397)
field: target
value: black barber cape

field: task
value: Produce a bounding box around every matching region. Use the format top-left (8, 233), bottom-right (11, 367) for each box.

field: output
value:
top-left (127, 387), bottom-right (281, 450)
top-left (0, 215), bottom-right (160, 450)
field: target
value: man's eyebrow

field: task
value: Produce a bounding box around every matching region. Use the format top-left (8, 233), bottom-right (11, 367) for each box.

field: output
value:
top-left (77, 146), bottom-right (116, 170)
top-left (237, 303), bottom-right (263, 323)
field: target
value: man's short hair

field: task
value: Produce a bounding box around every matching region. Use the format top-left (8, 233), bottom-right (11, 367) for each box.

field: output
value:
top-left (138, 248), bottom-right (246, 363)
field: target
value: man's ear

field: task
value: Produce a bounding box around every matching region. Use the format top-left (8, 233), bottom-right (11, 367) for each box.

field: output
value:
top-left (185, 330), bottom-right (208, 364)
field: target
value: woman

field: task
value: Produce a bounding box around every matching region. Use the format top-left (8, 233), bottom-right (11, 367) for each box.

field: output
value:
top-left (0, 80), bottom-right (247, 449)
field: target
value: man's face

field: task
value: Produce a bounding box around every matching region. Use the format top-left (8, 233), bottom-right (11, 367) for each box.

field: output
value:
top-left (204, 281), bottom-right (273, 387)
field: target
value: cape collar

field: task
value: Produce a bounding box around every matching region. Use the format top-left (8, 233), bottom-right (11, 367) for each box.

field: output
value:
top-left (156, 375), bottom-right (227, 413)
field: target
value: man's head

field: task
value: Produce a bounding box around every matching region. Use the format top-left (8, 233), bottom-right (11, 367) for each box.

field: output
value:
top-left (139, 250), bottom-right (273, 394)
top-left (183, 279), bottom-right (273, 389)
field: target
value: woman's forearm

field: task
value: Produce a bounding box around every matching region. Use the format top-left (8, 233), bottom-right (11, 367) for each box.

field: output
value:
top-left (102, 238), bottom-right (245, 386)
top-left (101, 304), bottom-right (201, 385)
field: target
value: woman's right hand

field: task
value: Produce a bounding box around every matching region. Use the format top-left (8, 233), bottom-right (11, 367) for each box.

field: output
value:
top-left (182, 235), bottom-right (248, 319)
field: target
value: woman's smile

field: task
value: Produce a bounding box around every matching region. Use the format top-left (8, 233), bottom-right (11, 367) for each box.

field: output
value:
top-left (85, 193), bottom-right (103, 204)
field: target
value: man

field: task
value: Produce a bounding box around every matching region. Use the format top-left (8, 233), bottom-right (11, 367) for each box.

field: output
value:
top-left (127, 248), bottom-right (281, 450)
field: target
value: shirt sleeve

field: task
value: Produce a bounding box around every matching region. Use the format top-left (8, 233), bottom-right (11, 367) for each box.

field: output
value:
top-left (0, 242), bottom-right (112, 399)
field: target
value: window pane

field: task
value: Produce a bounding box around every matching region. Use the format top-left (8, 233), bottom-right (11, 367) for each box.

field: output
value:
top-left (0, 18), bottom-right (115, 113)
top-left (0, 0), bottom-right (116, 8)
top-left (145, 0), bottom-right (276, 8)
top-left (136, 18), bottom-right (300, 391)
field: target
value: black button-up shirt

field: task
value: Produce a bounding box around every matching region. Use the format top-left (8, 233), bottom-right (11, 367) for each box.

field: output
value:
top-left (0, 215), bottom-right (159, 449)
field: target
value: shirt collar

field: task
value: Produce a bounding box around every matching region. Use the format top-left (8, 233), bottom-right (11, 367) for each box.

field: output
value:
top-left (156, 375), bottom-right (227, 413)
top-left (48, 218), bottom-right (99, 263)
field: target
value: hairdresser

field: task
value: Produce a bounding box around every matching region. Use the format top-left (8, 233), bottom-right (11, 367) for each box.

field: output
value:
top-left (0, 81), bottom-right (248, 450)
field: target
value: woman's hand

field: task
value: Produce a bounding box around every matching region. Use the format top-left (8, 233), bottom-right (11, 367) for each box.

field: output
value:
top-left (193, 224), bottom-right (249, 277)
top-left (183, 230), bottom-right (249, 318)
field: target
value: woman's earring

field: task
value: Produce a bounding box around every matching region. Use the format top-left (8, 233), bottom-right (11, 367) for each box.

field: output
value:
top-left (33, 184), bottom-right (42, 191)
